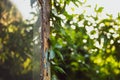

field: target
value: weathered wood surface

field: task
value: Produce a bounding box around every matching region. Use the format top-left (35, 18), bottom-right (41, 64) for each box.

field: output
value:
top-left (38, 0), bottom-right (51, 80)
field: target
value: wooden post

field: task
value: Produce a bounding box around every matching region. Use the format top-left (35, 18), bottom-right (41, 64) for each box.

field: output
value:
top-left (38, 0), bottom-right (51, 80)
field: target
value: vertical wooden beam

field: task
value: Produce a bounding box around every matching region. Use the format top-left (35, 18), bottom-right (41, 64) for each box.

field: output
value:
top-left (38, 0), bottom-right (51, 80)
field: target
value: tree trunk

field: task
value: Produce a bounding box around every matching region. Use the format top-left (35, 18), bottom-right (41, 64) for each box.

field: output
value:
top-left (38, 0), bottom-right (51, 80)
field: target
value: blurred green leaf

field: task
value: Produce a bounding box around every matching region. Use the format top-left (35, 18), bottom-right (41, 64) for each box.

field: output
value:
top-left (52, 74), bottom-right (58, 80)
top-left (49, 48), bottom-right (55, 60)
top-left (95, 5), bottom-right (104, 13)
top-left (54, 66), bottom-right (66, 74)
top-left (56, 50), bottom-right (64, 61)
top-left (97, 7), bottom-right (104, 13)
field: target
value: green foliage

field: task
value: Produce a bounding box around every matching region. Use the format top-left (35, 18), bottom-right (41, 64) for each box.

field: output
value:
top-left (94, 5), bottom-right (104, 13)
top-left (50, 0), bottom-right (120, 80)
top-left (0, 0), bottom-right (33, 80)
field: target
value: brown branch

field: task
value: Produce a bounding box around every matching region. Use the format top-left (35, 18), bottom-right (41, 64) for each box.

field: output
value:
top-left (39, 0), bottom-right (51, 80)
